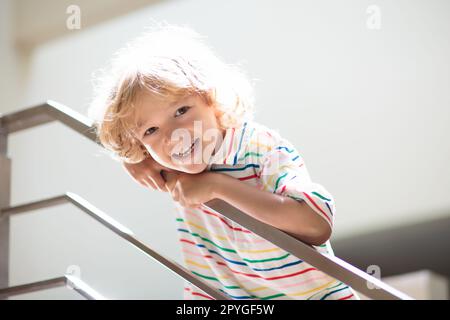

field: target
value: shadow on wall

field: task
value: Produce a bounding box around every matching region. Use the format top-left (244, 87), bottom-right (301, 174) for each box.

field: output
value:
top-left (332, 214), bottom-right (450, 294)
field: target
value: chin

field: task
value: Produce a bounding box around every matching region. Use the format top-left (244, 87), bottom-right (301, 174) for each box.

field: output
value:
top-left (179, 163), bottom-right (208, 174)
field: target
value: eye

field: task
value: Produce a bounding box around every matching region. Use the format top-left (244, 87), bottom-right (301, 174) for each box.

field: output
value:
top-left (175, 106), bottom-right (191, 117)
top-left (144, 106), bottom-right (191, 137)
top-left (144, 127), bottom-right (157, 137)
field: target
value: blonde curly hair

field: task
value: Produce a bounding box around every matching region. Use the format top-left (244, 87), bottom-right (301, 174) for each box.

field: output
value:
top-left (88, 22), bottom-right (256, 164)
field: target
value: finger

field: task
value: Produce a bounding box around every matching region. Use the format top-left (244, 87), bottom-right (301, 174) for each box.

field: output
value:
top-left (171, 188), bottom-right (180, 202)
top-left (147, 175), bottom-right (162, 191)
top-left (151, 173), bottom-right (167, 192)
top-left (174, 196), bottom-right (180, 203)
top-left (140, 178), bottom-right (156, 190)
top-left (164, 180), bottom-right (175, 193)
top-left (132, 176), bottom-right (147, 187)
top-left (144, 178), bottom-right (158, 190)
top-left (122, 166), bottom-right (138, 181)
top-left (164, 177), bottom-right (178, 192)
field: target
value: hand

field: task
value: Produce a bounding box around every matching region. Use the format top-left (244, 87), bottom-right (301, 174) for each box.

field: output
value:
top-left (122, 156), bottom-right (175, 192)
top-left (163, 171), bottom-right (221, 208)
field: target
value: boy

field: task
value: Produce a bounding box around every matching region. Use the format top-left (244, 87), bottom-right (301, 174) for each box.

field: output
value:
top-left (89, 24), bottom-right (359, 300)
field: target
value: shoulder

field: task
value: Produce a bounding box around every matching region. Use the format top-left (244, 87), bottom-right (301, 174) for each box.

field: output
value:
top-left (229, 121), bottom-right (298, 170)
top-left (244, 121), bottom-right (294, 153)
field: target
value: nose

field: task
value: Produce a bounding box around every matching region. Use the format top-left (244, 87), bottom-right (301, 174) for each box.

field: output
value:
top-left (163, 125), bottom-right (192, 156)
top-left (162, 131), bottom-right (172, 147)
top-left (161, 134), bottom-right (172, 152)
top-left (162, 126), bottom-right (179, 156)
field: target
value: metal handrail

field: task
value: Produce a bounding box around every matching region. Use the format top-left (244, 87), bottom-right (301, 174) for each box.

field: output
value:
top-left (0, 192), bottom-right (230, 300)
top-left (0, 100), bottom-right (413, 299)
top-left (0, 100), bottom-right (97, 142)
top-left (0, 275), bottom-right (105, 300)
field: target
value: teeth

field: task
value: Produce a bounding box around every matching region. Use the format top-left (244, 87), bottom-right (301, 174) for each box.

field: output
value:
top-left (176, 139), bottom-right (196, 158)
top-left (180, 142), bottom-right (193, 156)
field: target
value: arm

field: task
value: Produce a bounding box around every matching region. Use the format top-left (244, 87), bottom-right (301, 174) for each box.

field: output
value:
top-left (213, 173), bottom-right (332, 246)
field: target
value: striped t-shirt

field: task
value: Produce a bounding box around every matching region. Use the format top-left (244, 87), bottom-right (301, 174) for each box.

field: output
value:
top-left (174, 121), bottom-right (360, 300)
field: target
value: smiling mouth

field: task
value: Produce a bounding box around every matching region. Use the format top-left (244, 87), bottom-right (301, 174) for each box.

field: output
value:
top-left (172, 138), bottom-right (200, 159)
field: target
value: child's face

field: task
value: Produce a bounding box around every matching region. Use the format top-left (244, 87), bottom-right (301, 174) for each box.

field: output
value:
top-left (133, 90), bottom-right (225, 174)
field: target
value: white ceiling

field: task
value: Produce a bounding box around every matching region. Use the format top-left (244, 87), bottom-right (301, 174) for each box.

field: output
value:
top-left (13, 0), bottom-right (162, 49)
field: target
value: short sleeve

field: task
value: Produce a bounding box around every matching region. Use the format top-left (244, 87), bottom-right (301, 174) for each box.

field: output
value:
top-left (254, 137), bottom-right (336, 229)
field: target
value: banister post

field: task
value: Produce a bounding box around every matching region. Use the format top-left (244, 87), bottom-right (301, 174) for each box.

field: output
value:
top-left (0, 127), bottom-right (11, 291)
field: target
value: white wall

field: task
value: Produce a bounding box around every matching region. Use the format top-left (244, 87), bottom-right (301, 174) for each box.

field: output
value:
top-left (0, 0), bottom-right (20, 113)
top-left (1, 0), bottom-right (449, 299)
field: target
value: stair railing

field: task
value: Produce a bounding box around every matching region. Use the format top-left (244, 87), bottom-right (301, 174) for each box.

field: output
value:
top-left (0, 100), bottom-right (413, 300)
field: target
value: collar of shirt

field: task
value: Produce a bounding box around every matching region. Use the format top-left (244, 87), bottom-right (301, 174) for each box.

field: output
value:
top-left (206, 121), bottom-right (253, 168)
